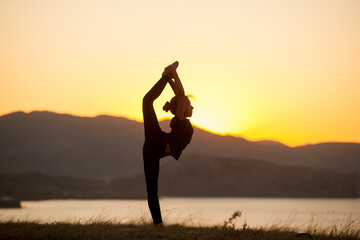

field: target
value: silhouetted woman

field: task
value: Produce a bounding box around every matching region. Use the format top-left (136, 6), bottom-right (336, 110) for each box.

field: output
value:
top-left (142, 61), bottom-right (194, 226)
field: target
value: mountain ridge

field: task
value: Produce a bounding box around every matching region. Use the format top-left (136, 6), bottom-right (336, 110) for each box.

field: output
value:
top-left (1, 111), bottom-right (359, 180)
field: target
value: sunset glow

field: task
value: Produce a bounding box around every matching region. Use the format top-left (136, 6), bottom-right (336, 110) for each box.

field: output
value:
top-left (1, 0), bottom-right (359, 146)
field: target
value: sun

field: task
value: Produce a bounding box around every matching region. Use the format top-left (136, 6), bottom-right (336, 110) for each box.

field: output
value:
top-left (190, 106), bottom-right (249, 136)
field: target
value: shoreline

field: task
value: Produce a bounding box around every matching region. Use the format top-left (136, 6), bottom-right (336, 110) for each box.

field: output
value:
top-left (1, 198), bottom-right (359, 233)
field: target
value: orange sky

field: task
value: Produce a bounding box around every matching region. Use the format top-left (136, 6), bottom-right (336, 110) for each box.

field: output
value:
top-left (1, 0), bottom-right (359, 146)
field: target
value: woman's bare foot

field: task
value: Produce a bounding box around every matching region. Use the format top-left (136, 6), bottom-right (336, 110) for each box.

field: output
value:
top-left (171, 61), bottom-right (179, 70)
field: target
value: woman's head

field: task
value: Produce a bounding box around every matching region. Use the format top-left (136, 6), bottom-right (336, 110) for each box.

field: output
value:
top-left (163, 96), bottom-right (193, 118)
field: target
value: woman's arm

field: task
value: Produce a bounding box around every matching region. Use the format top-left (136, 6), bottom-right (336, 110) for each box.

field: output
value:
top-left (168, 65), bottom-right (186, 120)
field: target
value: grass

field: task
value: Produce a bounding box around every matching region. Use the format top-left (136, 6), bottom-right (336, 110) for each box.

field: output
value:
top-left (1, 221), bottom-right (359, 240)
top-left (1, 211), bottom-right (359, 240)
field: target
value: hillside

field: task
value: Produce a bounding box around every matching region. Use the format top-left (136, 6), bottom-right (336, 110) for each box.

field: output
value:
top-left (110, 154), bottom-right (358, 198)
top-left (0, 154), bottom-right (357, 199)
top-left (0, 111), bottom-right (359, 181)
top-left (0, 172), bottom-right (108, 200)
top-left (0, 111), bottom-right (144, 179)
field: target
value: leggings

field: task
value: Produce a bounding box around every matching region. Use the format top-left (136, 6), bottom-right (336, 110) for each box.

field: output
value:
top-left (142, 75), bottom-right (169, 225)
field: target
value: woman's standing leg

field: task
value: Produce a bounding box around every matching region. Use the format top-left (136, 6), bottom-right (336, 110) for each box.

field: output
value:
top-left (142, 75), bottom-right (169, 225)
top-left (143, 148), bottom-right (162, 224)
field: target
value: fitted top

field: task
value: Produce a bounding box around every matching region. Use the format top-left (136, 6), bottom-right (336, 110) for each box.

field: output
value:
top-left (167, 116), bottom-right (194, 160)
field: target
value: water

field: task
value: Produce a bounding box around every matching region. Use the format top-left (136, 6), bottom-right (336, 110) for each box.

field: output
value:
top-left (1, 198), bottom-right (359, 232)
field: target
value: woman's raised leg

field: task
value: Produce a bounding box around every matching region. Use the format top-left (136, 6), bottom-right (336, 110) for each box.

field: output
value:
top-left (142, 75), bottom-right (169, 141)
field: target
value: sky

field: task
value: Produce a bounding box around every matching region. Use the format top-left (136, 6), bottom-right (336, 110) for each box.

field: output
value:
top-left (0, 0), bottom-right (359, 147)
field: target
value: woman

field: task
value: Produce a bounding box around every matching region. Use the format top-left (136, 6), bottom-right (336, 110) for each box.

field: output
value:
top-left (142, 61), bottom-right (194, 226)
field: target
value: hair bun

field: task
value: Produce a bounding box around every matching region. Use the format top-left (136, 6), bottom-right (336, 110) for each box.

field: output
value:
top-left (163, 101), bottom-right (171, 112)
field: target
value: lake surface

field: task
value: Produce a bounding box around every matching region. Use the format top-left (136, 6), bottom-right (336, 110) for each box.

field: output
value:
top-left (1, 198), bottom-right (359, 232)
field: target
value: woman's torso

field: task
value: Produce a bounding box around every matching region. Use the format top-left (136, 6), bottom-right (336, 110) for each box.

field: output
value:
top-left (165, 116), bottom-right (194, 160)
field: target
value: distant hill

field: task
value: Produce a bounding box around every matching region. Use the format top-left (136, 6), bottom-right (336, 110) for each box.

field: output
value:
top-left (0, 111), bottom-right (359, 180)
top-left (0, 172), bottom-right (108, 200)
top-left (0, 111), bottom-right (144, 179)
top-left (0, 154), bottom-right (357, 199)
top-left (183, 122), bottom-right (360, 175)
top-left (110, 154), bottom-right (358, 198)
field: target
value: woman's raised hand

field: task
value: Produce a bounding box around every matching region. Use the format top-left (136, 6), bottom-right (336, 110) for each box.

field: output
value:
top-left (162, 61), bottom-right (179, 78)
top-left (162, 67), bottom-right (170, 77)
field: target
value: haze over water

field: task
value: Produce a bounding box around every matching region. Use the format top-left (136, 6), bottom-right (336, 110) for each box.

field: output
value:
top-left (1, 198), bottom-right (359, 232)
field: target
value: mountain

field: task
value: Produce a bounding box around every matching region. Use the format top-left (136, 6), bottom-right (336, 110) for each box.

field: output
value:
top-left (0, 111), bottom-right (359, 180)
top-left (0, 154), bottom-right (357, 199)
top-left (0, 111), bottom-right (144, 179)
top-left (183, 123), bottom-right (360, 174)
top-left (0, 172), bottom-right (108, 200)
top-left (110, 154), bottom-right (358, 198)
